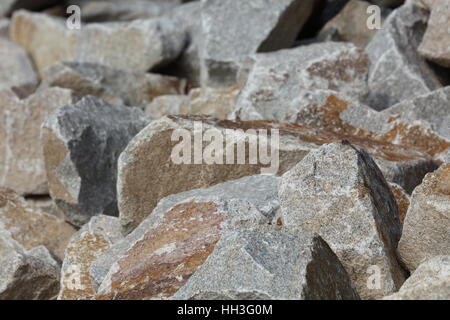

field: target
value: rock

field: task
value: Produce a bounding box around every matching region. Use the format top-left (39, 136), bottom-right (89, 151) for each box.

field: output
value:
top-left (25, 196), bottom-right (65, 220)
top-left (0, 87), bottom-right (78, 195)
top-left (230, 42), bottom-right (369, 121)
top-left (398, 164), bottom-right (450, 271)
top-left (0, 18), bottom-right (9, 37)
top-left (418, 0), bottom-right (450, 67)
top-left (42, 62), bottom-right (187, 108)
top-left (389, 183), bottom-right (410, 225)
top-left (118, 115), bottom-right (438, 234)
top-left (67, 0), bottom-right (182, 22)
top-left (384, 256), bottom-right (450, 300)
top-left (58, 215), bottom-right (122, 300)
top-left (369, 0), bottom-right (405, 7)
top-left (365, 2), bottom-right (442, 110)
top-left (199, 0), bottom-right (315, 87)
top-left (0, 37), bottom-right (38, 92)
top-left (174, 229), bottom-right (360, 300)
top-left (145, 95), bottom-right (190, 118)
top-left (0, 231), bottom-right (60, 300)
top-left (10, 10), bottom-right (187, 76)
top-left (443, 149), bottom-right (450, 163)
top-left (41, 96), bottom-right (151, 227)
top-left (319, 0), bottom-right (388, 48)
top-left (279, 142), bottom-right (407, 299)
top-left (0, 188), bottom-right (76, 261)
top-left (0, 0), bottom-right (60, 16)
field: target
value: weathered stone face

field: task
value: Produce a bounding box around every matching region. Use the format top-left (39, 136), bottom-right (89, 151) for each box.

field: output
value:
top-left (279, 142), bottom-right (407, 299)
top-left (58, 215), bottom-right (123, 300)
top-left (0, 231), bottom-right (60, 300)
top-left (199, 0), bottom-right (316, 87)
top-left (384, 255), bottom-right (450, 300)
top-left (418, 0), bottom-right (450, 67)
top-left (398, 164), bottom-right (450, 272)
top-left (0, 188), bottom-right (76, 261)
top-left (173, 229), bottom-right (360, 300)
top-left (10, 10), bottom-right (187, 76)
top-left (0, 87), bottom-right (78, 195)
top-left (95, 175), bottom-right (280, 299)
top-left (365, 2), bottom-right (442, 110)
top-left (42, 96), bottom-right (151, 227)
top-left (42, 62), bottom-right (187, 108)
top-left (389, 183), bottom-right (410, 225)
top-left (231, 42), bottom-right (369, 121)
top-left (145, 95), bottom-right (190, 119)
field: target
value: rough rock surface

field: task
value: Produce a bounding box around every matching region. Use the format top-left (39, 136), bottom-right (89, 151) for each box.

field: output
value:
top-left (0, 18), bottom-right (9, 37)
top-left (187, 86), bottom-right (240, 119)
top-left (58, 215), bottom-right (122, 300)
top-left (0, 231), bottom-right (60, 300)
top-left (279, 142), bottom-right (407, 299)
top-left (174, 229), bottom-right (360, 300)
top-left (384, 256), bottom-right (450, 300)
top-left (145, 95), bottom-right (190, 119)
top-left (0, 37), bottom-right (38, 92)
top-left (365, 2), bottom-right (442, 110)
top-left (42, 96), bottom-right (151, 227)
top-left (230, 42), bottom-right (369, 121)
top-left (42, 62), bottom-right (187, 108)
top-left (199, 0), bottom-right (316, 87)
top-left (418, 0), bottom-right (450, 67)
top-left (10, 10), bottom-right (187, 76)
top-left (0, 188), bottom-right (76, 261)
top-left (389, 183), bottom-right (410, 225)
top-left (0, 87), bottom-right (78, 195)
top-left (398, 164), bottom-right (450, 271)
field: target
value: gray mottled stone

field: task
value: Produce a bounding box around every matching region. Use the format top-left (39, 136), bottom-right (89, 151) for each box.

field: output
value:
top-left (42, 62), bottom-right (187, 108)
top-left (0, 37), bottom-right (38, 92)
top-left (0, 18), bottom-right (9, 37)
top-left (279, 142), bottom-right (407, 299)
top-left (365, 2), bottom-right (442, 110)
top-left (199, 0), bottom-right (316, 88)
top-left (173, 229), bottom-right (360, 300)
top-left (0, 231), bottom-right (60, 300)
top-left (58, 215), bottom-right (123, 300)
top-left (0, 87), bottom-right (78, 195)
top-left (41, 96), bottom-right (151, 227)
top-left (384, 256), bottom-right (450, 300)
top-left (10, 10), bottom-right (187, 76)
top-left (418, 0), bottom-right (450, 67)
top-left (398, 164), bottom-right (450, 271)
top-left (93, 175), bottom-right (282, 299)
top-left (229, 42), bottom-right (369, 121)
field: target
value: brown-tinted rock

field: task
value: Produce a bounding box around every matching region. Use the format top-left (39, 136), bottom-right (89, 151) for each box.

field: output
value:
top-left (0, 87), bottom-right (78, 195)
top-left (58, 215), bottom-right (122, 300)
top-left (0, 0), bottom-right (60, 17)
top-left (398, 164), bottom-right (450, 271)
top-left (187, 86), bottom-right (240, 120)
top-left (145, 94), bottom-right (190, 118)
top-left (0, 188), bottom-right (76, 261)
top-left (389, 183), bottom-right (410, 225)
top-left (418, 0), bottom-right (450, 67)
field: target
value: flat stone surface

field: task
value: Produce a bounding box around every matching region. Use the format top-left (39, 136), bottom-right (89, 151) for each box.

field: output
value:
top-left (199, 0), bottom-right (315, 87)
top-left (42, 96), bottom-right (151, 227)
top-left (58, 215), bottom-right (123, 300)
top-left (0, 188), bottom-right (76, 261)
top-left (418, 0), bottom-right (450, 67)
top-left (279, 142), bottom-right (407, 299)
top-left (398, 164), bottom-right (450, 271)
top-left (0, 231), bottom-right (60, 300)
top-left (0, 87), bottom-right (78, 195)
top-left (365, 2), bottom-right (442, 110)
top-left (384, 255), bottom-right (450, 300)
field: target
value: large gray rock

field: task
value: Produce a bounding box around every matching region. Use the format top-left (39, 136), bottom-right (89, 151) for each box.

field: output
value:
top-left (398, 164), bottom-right (450, 271)
top-left (0, 231), bottom-right (60, 300)
top-left (279, 142), bottom-right (407, 299)
top-left (230, 42), bottom-right (369, 121)
top-left (173, 229), bottom-right (360, 300)
top-left (199, 0), bottom-right (316, 88)
top-left (365, 2), bottom-right (442, 110)
top-left (0, 87), bottom-right (78, 195)
top-left (58, 215), bottom-right (123, 300)
top-left (10, 10), bottom-right (187, 76)
top-left (42, 62), bottom-right (187, 108)
top-left (0, 37), bottom-right (38, 92)
top-left (41, 96), bottom-right (151, 227)
top-left (0, 0), bottom-right (60, 16)
top-left (418, 0), bottom-right (450, 68)
top-left (384, 256), bottom-right (450, 300)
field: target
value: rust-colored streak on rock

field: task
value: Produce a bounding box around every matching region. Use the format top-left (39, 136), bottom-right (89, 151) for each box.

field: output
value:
top-left (421, 164), bottom-right (450, 197)
top-left (100, 201), bottom-right (224, 300)
top-left (389, 184), bottom-right (410, 225)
